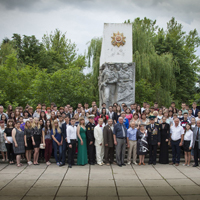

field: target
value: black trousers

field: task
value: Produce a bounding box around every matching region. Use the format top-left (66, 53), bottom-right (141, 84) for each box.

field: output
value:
top-left (62, 140), bottom-right (67, 164)
top-left (149, 144), bottom-right (157, 164)
top-left (87, 141), bottom-right (96, 164)
top-left (6, 143), bottom-right (15, 162)
top-left (68, 140), bottom-right (76, 165)
top-left (194, 141), bottom-right (200, 166)
top-left (104, 146), bottom-right (114, 163)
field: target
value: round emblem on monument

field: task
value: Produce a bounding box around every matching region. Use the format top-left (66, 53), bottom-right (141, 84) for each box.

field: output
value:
top-left (111, 32), bottom-right (126, 47)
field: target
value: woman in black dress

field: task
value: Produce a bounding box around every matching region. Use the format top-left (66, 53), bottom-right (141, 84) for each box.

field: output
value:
top-left (24, 121), bottom-right (33, 165)
top-left (31, 118), bottom-right (42, 165)
top-left (159, 117), bottom-right (170, 164)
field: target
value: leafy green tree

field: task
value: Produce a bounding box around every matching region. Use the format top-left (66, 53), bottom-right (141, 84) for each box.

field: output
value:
top-left (154, 17), bottom-right (200, 104)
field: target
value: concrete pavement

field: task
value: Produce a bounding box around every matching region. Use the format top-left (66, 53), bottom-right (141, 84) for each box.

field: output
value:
top-left (0, 163), bottom-right (200, 200)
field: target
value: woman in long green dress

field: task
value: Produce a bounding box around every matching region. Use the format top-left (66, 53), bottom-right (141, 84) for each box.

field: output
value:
top-left (77, 117), bottom-right (88, 165)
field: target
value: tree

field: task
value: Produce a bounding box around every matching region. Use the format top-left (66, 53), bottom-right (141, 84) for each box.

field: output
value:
top-left (154, 17), bottom-right (200, 104)
top-left (87, 37), bottom-right (102, 103)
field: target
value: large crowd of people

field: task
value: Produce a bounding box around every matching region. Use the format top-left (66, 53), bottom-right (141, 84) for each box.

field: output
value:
top-left (0, 101), bottom-right (200, 168)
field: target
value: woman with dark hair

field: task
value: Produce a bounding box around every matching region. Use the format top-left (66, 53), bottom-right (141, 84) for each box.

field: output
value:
top-left (24, 121), bottom-right (33, 165)
top-left (136, 105), bottom-right (141, 119)
top-left (9, 112), bottom-right (16, 123)
top-left (100, 108), bottom-right (109, 120)
top-left (23, 111), bottom-right (29, 123)
top-left (4, 119), bottom-right (15, 164)
top-left (101, 114), bottom-right (107, 127)
top-left (92, 110), bottom-right (99, 126)
top-left (183, 123), bottom-right (193, 166)
top-left (42, 119), bottom-right (52, 165)
top-left (126, 108), bottom-right (133, 123)
top-left (6, 105), bottom-right (13, 117)
top-left (159, 117), bottom-right (170, 164)
top-left (12, 121), bottom-right (25, 167)
top-left (113, 105), bottom-right (120, 124)
top-left (131, 113), bottom-right (140, 128)
top-left (14, 109), bottom-right (21, 121)
top-left (0, 114), bottom-right (7, 128)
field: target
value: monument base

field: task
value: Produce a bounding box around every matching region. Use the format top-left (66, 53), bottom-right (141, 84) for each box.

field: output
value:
top-left (99, 62), bottom-right (135, 107)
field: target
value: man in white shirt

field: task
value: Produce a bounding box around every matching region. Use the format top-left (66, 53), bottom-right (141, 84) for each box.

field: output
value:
top-left (169, 118), bottom-right (184, 166)
top-left (67, 118), bottom-right (77, 168)
top-left (94, 118), bottom-right (104, 165)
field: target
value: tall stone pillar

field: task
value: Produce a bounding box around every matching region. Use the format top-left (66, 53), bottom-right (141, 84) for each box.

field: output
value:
top-left (99, 23), bottom-right (135, 107)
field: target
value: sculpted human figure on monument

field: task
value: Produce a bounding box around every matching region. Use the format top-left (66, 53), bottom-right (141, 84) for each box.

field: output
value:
top-left (99, 64), bottom-right (118, 106)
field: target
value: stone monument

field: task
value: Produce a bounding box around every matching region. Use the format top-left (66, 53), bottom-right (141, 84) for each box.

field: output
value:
top-left (99, 23), bottom-right (135, 107)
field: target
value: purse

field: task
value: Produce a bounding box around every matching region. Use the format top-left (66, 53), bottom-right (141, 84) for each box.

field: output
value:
top-left (40, 143), bottom-right (45, 149)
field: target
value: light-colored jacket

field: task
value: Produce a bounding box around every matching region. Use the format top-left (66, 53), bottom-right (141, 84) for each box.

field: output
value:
top-left (94, 124), bottom-right (103, 146)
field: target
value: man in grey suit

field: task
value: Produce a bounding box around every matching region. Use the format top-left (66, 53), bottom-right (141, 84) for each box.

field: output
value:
top-left (192, 120), bottom-right (200, 167)
top-left (113, 117), bottom-right (129, 167)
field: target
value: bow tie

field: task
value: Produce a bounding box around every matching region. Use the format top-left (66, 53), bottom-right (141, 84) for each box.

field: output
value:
top-left (100, 125), bottom-right (102, 127)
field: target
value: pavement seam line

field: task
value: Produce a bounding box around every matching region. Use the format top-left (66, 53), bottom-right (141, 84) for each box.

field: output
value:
top-left (86, 164), bottom-right (91, 200)
top-left (20, 164), bottom-right (48, 200)
top-left (110, 164), bottom-right (120, 200)
top-left (131, 164), bottom-right (152, 200)
top-left (173, 164), bottom-right (200, 186)
top-left (53, 165), bottom-right (69, 200)
top-left (0, 164), bottom-right (28, 192)
top-left (152, 164), bottom-right (184, 199)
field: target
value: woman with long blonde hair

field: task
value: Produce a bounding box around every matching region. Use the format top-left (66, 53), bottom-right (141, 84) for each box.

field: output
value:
top-left (51, 119), bottom-right (63, 166)
top-left (24, 121), bottom-right (33, 165)
top-left (31, 117), bottom-right (41, 165)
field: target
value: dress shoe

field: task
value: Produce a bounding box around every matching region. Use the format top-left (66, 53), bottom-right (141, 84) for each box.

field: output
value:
top-left (90, 162), bottom-right (94, 165)
top-left (153, 163), bottom-right (156, 165)
top-left (148, 162), bottom-right (152, 165)
top-left (175, 163), bottom-right (179, 166)
top-left (122, 163), bottom-right (126, 166)
top-left (59, 163), bottom-right (65, 167)
top-left (111, 162), bottom-right (117, 165)
top-left (169, 162), bottom-right (174, 165)
top-left (118, 164), bottom-right (122, 167)
top-left (98, 163), bottom-right (103, 166)
top-left (193, 164), bottom-right (198, 167)
top-left (106, 163), bottom-right (110, 166)
top-left (68, 165), bottom-right (72, 168)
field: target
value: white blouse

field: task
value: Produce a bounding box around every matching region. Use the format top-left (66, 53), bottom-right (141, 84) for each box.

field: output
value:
top-left (184, 129), bottom-right (193, 147)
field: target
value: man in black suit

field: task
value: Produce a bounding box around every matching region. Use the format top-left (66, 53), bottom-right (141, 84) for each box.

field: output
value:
top-left (68, 107), bottom-right (74, 119)
top-left (147, 115), bottom-right (160, 165)
top-left (192, 102), bottom-right (199, 117)
top-left (60, 115), bottom-right (71, 167)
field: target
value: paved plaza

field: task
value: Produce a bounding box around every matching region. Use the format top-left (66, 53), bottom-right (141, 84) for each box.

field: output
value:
top-left (0, 163), bottom-right (200, 200)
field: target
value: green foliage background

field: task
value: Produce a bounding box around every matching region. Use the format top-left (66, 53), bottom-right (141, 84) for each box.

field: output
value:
top-left (0, 17), bottom-right (200, 110)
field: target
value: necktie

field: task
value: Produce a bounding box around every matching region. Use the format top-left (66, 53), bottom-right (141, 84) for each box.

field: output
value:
top-left (100, 125), bottom-right (102, 127)
top-left (122, 125), bottom-right (125, 137)
top-left (197, 128), bottom-right (199, 140)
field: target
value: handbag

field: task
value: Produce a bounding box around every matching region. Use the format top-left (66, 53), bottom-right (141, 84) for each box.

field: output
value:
top-left (40, 143), bottom-right (45, 149)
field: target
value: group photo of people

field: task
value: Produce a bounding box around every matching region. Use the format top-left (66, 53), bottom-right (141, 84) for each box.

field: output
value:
top-left (0, 101), bottom-right (199, 168)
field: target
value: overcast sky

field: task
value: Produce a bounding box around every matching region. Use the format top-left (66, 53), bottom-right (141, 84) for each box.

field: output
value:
top-left (0, 0), bottom-right (199, 71)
